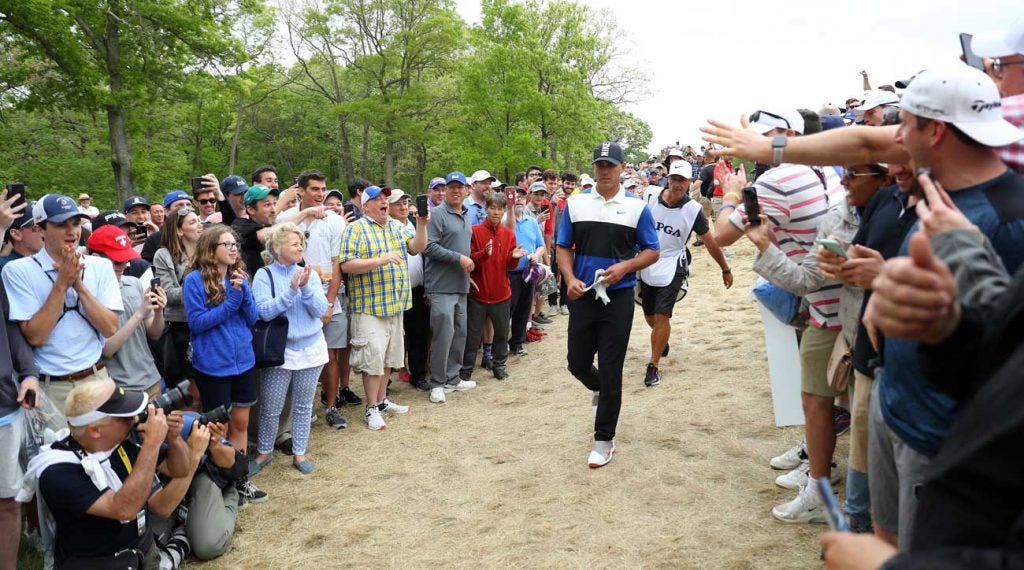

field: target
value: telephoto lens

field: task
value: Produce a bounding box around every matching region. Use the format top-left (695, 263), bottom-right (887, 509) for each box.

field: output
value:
top-left (179, 405), bottom-right (232, 439)
top-left (137, 380), bottom-right (194, 424)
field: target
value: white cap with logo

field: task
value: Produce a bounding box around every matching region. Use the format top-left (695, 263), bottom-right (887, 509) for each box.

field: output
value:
top-left (749, 108), bottom-right (805, 135)
top-left (971, 18), bottom-right (1024, 57)
top-left (900, 65), bottom-right (1023, 148)
top-left (668, 161), bottom-right (693, 179)
top-left (469, 170), bottom-right (495, 184)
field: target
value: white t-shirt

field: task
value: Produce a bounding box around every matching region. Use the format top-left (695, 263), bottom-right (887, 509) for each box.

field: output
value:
top-left (392, 218), bottom-right (423, 289)
top-left (279, 206), bottom-right (347, 315)
top-left (640, 186), bottom-right (707, 287)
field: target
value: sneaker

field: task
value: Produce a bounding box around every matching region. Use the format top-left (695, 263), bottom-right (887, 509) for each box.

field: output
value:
top-left (443, 379), bottom-right (477, 393)
top-left (644, 363), bottom-right (662, 387)
top-left (410, 378), bottom-right (431, 391)
top-left (770, 440), bottom-right (807, 470)
top-left (493, 366), bottom-right (508, 380)
top-left (481, 355), bottom-right (493, 370)
top-left (587, 440), bottom-right (615, 469)
top-left (326, 407), bottom-right (348, 429)
top-left (364, 406), bottom-right (387, 431)
top-left (525, 329), bottom-right (544, 342)
top-left (834, 406), bottom-right (851, 436)
top-left (379, 398), bottom-right (409, 415)
top-left (430, 387), bottom-right (447, 404)
top-left (546, 304), bottom-right (559, 317)
top-left (775, 461), bottom-right (841, 491)
top-left (592, 391), bottom-right (599, 416)
top-left (533, 313), bottom-right (552, 325)
top-left (274, 437), bottom-right (295, 456)
top-left (558, 305), bottom-right (569, 315)
top-left (236, 478), bottom-right (268, 504)
top-left (340, 386), bottom-right (363, 406)
top-left (771, 486), bottom-right (827, 524)
top-left (511, 346), bottom-right (528, 356)
top-left (692, 238), bottom-right (704, 247)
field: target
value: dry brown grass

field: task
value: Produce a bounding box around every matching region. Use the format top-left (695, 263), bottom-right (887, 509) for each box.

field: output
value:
top-left (202, 240), bottom-right (844, 569)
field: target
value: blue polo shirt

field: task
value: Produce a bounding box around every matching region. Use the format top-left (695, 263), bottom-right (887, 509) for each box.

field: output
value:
top-left (879, 170), bottom-right (1024, 457)
top-left (463, 196), bottom-right (487, 226)
top-left (555, 186), bottom-right (659, 291)
top-left (2, 249), bottom-right (122, 375)
top-left (512, 216), bottom-right (545, 271)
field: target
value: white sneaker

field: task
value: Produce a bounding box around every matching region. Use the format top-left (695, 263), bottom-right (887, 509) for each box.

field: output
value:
top-left (380, 398), bottom-right (409, 415)
top-left (430, 387), bottom-right (446, 404)
top-left (559, 305), bottom-right (569, 315)
top-left (443, 379), bottom-right (477, 393)
top-left (587, 440), bottom-right (615, 469)
top-left (770, 440), bottom-right (807, 470)
top-left (546, 304), bottom-right (559, 317)
top-left (363, 406), bottom-right (387, 431)
top-left (772, 485), bottom-right (827, 524)
top-left (775, 460), bottom-right (841, 490)
top-left (591, 391), bottom-right (599, 417)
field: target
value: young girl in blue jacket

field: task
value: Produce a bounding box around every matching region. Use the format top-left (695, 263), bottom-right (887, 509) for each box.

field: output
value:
top-left (184, 225), bottom-right (258, 452)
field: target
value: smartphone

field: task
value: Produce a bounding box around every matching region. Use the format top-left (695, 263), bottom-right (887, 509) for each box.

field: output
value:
top-left (415, 194), bottom-right (429, 217)
top-left (741, 186), bottom-right (761, 225)
top-left (541, 204), bottom-right (550, 215)
top-left (5, 183), bottom-right (26, 211)
top-left (190, 177), bottom-right (204, 192)
top-left (817, 478), bottom-right (850, 532)
top-left (818, 238), bottom-right (849, 259)
top-left (959, 33), bottom-right (985, 71)
top-left (126, 222), bottom-right (148, 247)
top-left (343, 202), bottom-right (356, 216)
top-left (505, 187), bottom-right (516, 202)
top-left (150, 277), bottom-right (160, 293)
top-left (24, 388), bottom-right (36, 408)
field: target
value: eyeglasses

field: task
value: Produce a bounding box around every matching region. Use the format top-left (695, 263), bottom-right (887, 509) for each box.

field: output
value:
top-left (216, 242), bottom-right (239, 250)
top-left (841, 170), bottom-right (879, 180)
top-left (749, 110), bottom-right (791, 130)
top-left (197, 198), bottom-right (217, 205)
top-left (992, 58), bottom-right (1024, 79)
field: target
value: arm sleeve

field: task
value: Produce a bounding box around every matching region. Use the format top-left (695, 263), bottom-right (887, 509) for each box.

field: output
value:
top-left (218, 199), bottom-right (236, 227)
top-left (422, 213), bottom-right (459, 264)
top-left (152, 250), bottom-right (183, 309)
top-left (1, 280), bottom-right (39, 380)
top-left (252, 268), bottom-right (296, 321)
top-left (1, 262), bottom-right (43, 321)
top-left (240, 280), bottom-right (258, 327)
top-left (469, 228), bottom-right (487, 265)
top-left (505, 232), bottom-right (521, 270)
top-left (635, 206), bottom-right (661, 251)
top-left (882, 547), bottom-right (1024, 570)
top-left (39, 464), bottom-right (107, 517)
top-left (183, 274), bottom-right (243, 334)
top-left (300, 272), bottom-right (329, 318)
top-left (693, 210), bottom-right (710, 236)
top-left (338, 224), bottom-right (363, 264)
top-left (555, 204), bottom-right (574, 248)
top-left (751, 214), bottom-right (836, 296)
top-left (93, 260), bottom-right (124, 312)
top-left (140, 232), bottom-right (161, 264)
top-left (274, 208), bottom-right (300, 224)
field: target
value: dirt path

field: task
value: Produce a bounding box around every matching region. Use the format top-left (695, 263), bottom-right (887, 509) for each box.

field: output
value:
top-left (206, 240), bottom-right (839, 569)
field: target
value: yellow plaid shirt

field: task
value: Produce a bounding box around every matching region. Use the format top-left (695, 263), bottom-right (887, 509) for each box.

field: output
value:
top-left (339, 217), bottom-right (411, 317)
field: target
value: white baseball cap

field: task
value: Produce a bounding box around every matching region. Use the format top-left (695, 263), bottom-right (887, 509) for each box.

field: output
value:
top-left (971, 19), bottom-right (1024, 57)
top-left (386, 189), bottom-right (408, 204)
top-left (668, 160), bottom-right (693, 179)
top-left (749, 108), bottom-right (804, 135)
top-left (900, 65), bottom-right (1023, 148)
top-left (579, 174), bottom-right (595, 187)
top-left (666, 148), bottom-right (684, 159)
top-left (858, 90), bottom-right (900, 112)
top-left (469, 170), bottom-right (495, 184)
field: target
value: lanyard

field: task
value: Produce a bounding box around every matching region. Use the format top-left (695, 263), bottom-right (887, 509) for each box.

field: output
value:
top-left (116, 445), bottom-right (133, 475)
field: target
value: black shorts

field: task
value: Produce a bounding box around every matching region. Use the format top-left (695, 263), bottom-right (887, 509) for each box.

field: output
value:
top-left (640, 269), bottom-right (686, 317)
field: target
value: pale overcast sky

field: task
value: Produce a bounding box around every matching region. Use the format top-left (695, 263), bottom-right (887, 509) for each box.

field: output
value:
top-left (454, 0), bottom-right (1021, 154)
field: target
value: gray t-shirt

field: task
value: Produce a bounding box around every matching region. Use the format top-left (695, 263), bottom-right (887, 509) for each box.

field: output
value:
top-left (103, 276), bottom-right (160, 392)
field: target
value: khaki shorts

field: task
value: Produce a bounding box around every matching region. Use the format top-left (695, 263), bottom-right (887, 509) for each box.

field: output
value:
top-left (0, 415), bottom-right (24, 498)
top-left (799, 325), bottom-right (845, 398)
top-left (850, 371), bottom-right (874, 472)
top-left (349, 313), bottom-right (404, 376)
top-left (43, 366), bottom-right (112, 414)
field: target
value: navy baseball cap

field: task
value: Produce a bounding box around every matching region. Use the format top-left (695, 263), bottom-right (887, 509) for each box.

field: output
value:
top-left (163, 190), bottom-right (190, 208)
top-left (445, 171), bottom-right (468, 186)
top-left (592, 142), bottom-right (625, 165)
top-left (220, 175), bottom-right (248, 195)
top-left (32, 194), bottom-right (90, 225)
top-left (122, 196), bottom-right (150, 212)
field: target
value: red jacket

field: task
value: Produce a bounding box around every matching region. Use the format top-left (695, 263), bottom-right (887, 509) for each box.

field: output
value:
top-left (469, 221), bottom-right (519, 303)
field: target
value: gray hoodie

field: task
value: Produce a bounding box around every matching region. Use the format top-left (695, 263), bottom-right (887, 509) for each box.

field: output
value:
top-left (423, 201), bottom-right (472, 294)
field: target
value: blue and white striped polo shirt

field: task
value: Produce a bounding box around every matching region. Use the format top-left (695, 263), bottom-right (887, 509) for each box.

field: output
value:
top-left (556, 186), bottom-right (660, 291)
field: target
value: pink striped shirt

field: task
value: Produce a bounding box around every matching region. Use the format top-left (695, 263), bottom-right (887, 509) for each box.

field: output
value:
top-left (730, 164), bottom-right (846, 329)
top-left (999, 94), bottom-right (1024, 174)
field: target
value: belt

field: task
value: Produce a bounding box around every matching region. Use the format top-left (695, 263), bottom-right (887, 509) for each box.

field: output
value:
top-left (44, 362), bottom-right (106, 382)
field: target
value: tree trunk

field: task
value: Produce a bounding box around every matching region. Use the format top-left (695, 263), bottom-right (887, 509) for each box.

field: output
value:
top-left (191, 98), bottom-right (204, 174)
top-left (337, 112), bottom-right (353, 182)
top-left (103, 8), bottom-right (134, 203)
top-left (384, 135), bottom-right (394, 187)
top-left (228, 93), bottom-right (244, 174)
top-left (360, 122), bottom-right (370, 177)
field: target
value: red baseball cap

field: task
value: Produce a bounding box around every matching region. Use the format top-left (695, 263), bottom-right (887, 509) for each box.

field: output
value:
top-left (87, 225), bottom-right (140, 263)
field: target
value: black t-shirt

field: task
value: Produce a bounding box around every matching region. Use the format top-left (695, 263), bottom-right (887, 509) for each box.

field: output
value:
top-left (850, 185), bottom-right (919, 374)
top-left (39, 434), bottom-right (164, 562)
top-left (698, 164), bottom-right (716, 198)
top-left (231, 217), bottom-right (267, 275)
top-left (140, 231), bottom-right (162, 264)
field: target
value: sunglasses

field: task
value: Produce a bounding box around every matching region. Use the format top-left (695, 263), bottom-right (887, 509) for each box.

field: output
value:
top-left (992, 57), bottom-right (1024, 79)
top-left (749, 110), bottom-right (791, 130)
top-left (197, 198), bottom-right (217, 205)
top-left (841, 170), bottom-right (880, 180)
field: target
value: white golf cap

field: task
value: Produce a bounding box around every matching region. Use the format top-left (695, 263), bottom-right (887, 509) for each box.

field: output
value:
top-left (579, 174), bottom-right (595, 187)
top-left (971, 18), bottom-right (1024, 57)
top-left (666, 148), bottom-right (684, 159)
top-left (858, 90), bottom-right (900, 112)
top-left (749, 108), bottom-right (804, 135)
top-left (668, 160), bottom-right (693, 179)
top-left (386, 189), bottom-right (408, 204)
top-left (469, 170), bottom-right (495, 184)
top-left (900, 65), bottom-right (1024, 148)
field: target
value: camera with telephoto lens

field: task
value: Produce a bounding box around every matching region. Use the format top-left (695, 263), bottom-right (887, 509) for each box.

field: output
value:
top-left (179, 406), bottom-right (231, 439)
top-left (137, 380), bottom-right (193, 424)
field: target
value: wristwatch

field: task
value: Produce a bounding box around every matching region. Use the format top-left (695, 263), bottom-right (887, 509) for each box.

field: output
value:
top-left (771, 135), bottom-right (788, 166)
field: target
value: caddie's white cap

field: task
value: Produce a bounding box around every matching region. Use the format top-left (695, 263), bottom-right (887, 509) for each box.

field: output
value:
top-left (971, 18), bottom-right (1024, 57)
top-left (668, 160), bottom-right (693, 179)
top-left (666, 148), bottom-right (685, 159)
top-left (858, 90), bottom-right (900, 112)
top-left (900, 65), bottom-right (1023, 148)
top-left (749, 108), bottom-right (805, 135)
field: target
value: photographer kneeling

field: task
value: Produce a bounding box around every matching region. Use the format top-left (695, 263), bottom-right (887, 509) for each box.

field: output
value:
top-left (147, 412), bottom-right (244, 567)
top-left (18, 379), bottom-right (190, 569)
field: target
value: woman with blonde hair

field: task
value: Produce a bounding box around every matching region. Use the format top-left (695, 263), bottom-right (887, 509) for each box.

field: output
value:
top-left (250, 223), bottom-right (329, 475)
top-left (153, 206), bottom-right (202, 384)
